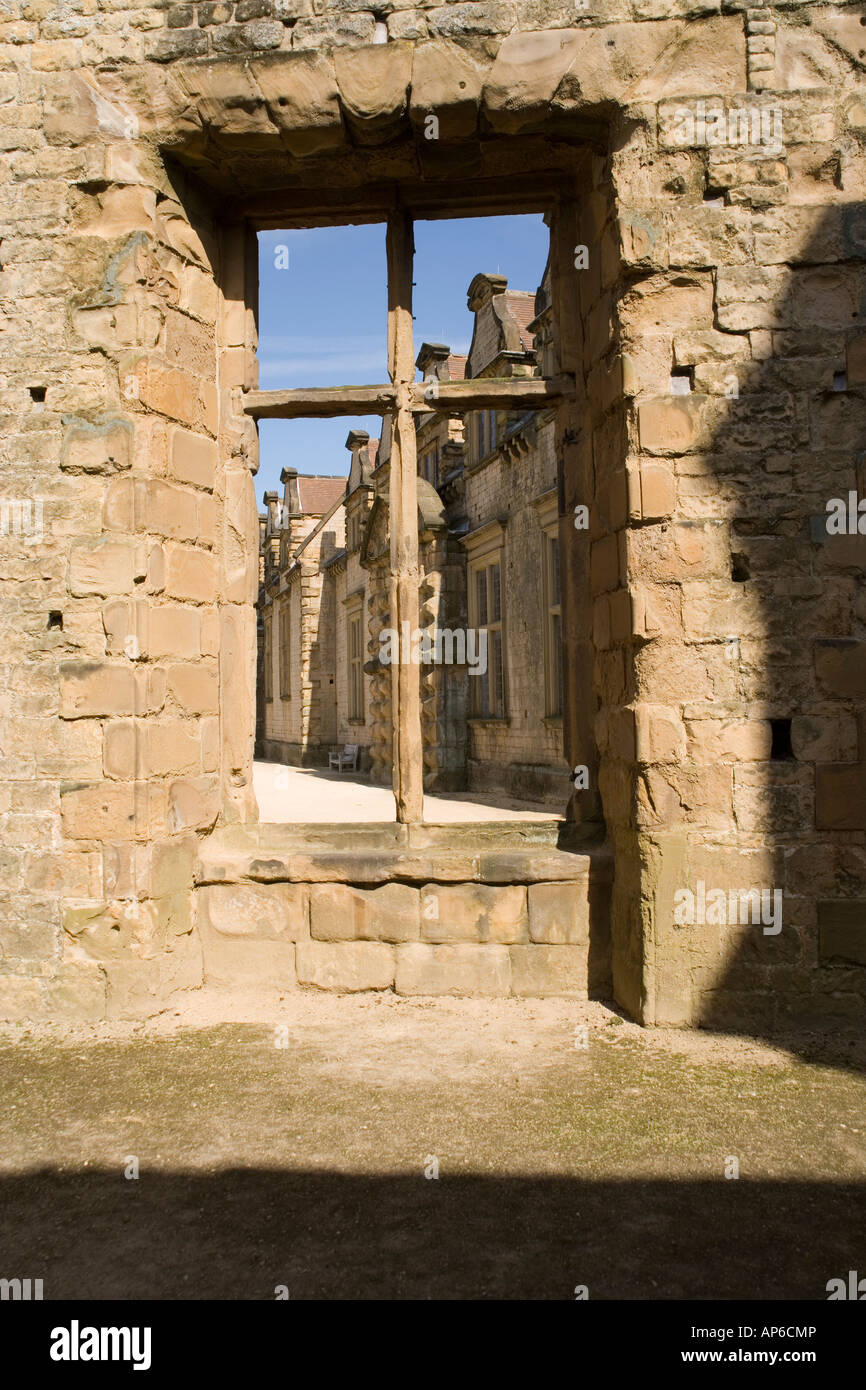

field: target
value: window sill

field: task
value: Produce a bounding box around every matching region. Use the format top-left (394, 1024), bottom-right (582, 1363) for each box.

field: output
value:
top-left (543, 714), bottom-right (563, 727)
top-left (348, 717), bottom-right (366, 726)
top-left (468, 716), bottom-right (510, 726)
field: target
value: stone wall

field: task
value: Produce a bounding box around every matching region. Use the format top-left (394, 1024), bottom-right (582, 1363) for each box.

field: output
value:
top-left (1, 2), bottom-right (865, 1023)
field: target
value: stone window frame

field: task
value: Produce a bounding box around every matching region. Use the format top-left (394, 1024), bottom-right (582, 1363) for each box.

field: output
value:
top-left (242, 180), bottom-right (575, 822)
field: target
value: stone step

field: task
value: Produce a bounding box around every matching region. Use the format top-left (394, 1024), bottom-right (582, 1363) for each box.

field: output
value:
top-left (193, 822), bottom-right (612, 1000)
top-left (196, 820), bottom-right (609, 886)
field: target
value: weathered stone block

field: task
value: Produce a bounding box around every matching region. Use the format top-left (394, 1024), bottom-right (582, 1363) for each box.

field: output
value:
top-left (510, 944), bottom-right (587, 998)
top-left (528, 882), bottom-right (589, 945)
top-left (61, 418), bottom-right (132, 475)
top-left (420, 883), bottom-right (527, 943)
top-left (296, 940), bottom-right (394, 992)
top-left (166, 663), bottom-right (219, 715)
top-left (482, 29), bottom-right (581, 134)
top-left (310, 882), bottom-right (419, 942)
top-left (815, 641), bottom-right (866, 699)
top-left (818, 902), bottom-right (866, 966)
top-left (60, 662), bottom-right (136, 719)
top-left (69, 539), bottom-right (136, 598)
top-left (251, 52), bottom-right (344, 156)
top-left (395, 943), bottom-right (511, 996)
top-left (409, 40), bottom-right (487, 140)
top-left (198, 881), bottom-right (301, 987)
top-left (816, 766), bottom-right (866, 831)
top-left (164, 544), bottom-right (217, 603)
top-left (170, 426), bottom-right (217, 489)
top-left (168, 776), bottom-right (220, 833)
top-left (334, 42), bottom-right (412, 145)
top-left (60, 784), bottom-right (136, 840)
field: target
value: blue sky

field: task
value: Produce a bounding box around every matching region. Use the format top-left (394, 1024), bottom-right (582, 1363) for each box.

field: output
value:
top-left (254, 214), bottom-right (549, 507)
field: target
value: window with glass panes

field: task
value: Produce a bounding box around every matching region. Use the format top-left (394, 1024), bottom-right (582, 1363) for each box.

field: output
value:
top-left (471, 559), bottom-right (505, 717)
top-left (263, 614), bottom-right (273, 703)
top-left (474, 409), bottom-right (498, 462)
top-left (348, 610), bottom-right (364, 722)
top-left (279, 599), bottom-right (291, 700)
top-left (543, 531), bottom-right (563, 717)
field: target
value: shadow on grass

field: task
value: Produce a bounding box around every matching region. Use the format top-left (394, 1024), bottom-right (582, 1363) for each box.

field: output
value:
top-left (0, 1170), bottom-right (859, 1300)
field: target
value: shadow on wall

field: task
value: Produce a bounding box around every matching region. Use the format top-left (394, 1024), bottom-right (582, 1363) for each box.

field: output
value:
top-left (0, 1168), bottom-right (859, 1300)
top-left (638, 200), bottom-right (866, 1045)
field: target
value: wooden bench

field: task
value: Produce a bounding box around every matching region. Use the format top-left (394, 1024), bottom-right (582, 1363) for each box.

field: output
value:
top-left (328, 743), bottom-right (359, 772)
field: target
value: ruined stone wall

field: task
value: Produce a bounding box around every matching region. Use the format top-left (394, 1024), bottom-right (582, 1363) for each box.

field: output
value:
top-left (2, 1), bottom-right (866, 1023)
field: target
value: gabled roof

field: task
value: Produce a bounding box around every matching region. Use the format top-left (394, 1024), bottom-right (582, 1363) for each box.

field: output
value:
top-left (503, 291), bottom-right (537, 353)
top-left (297, 475), bottom-right (346, 515)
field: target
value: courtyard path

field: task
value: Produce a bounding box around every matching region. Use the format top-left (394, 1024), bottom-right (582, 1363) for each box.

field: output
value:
top-left (0, 994), bottom-right (863, 1299)
top-left (253, 760), bottom-right (565, 823)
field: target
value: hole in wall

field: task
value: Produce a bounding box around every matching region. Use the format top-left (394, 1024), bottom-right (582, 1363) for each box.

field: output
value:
top-left (770, 718), bottom-right (794, 762)
top-left (731, 553), bottom-right (750, 583)
top-left (47, 611), bottom-right (63, 630)
top-left (833, 371), bottom-right (847, 392)
top-left (669, 367), bottom-right (693, 396)
top-left (29, 385), bottom-right (46, 408)
top-left (703, 186), bottom-right (727, 207)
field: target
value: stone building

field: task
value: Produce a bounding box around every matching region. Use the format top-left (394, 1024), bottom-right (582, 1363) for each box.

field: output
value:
top-left (1, 2), bottom-right (865, 1027)
top-left (257, 269), bottom-right (570, 805)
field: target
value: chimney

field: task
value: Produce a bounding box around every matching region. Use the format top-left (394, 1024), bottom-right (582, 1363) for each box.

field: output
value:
top-left (280, 466), bottom-right (300, 517)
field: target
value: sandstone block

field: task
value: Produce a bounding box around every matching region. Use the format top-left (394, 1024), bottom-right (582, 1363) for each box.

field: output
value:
top-left (171, 426), bottom-right (217, 489)
top-left (527, 882), bottom-right (589, 946)
top-left (818, 901), bottom-right (866, 966)
top-left (198, 881), bottom-right (302, 988)
top-left (147, 605), bottom-right (201, 659)
top-left (167, 663), bottom-right (219, 714)
top-left (251, 52), bottom-right (343, 156)
top-left (482, 29), bottom-right (581, 134)
top-left (395, 943), bottom-right (511, 996)
top-left (816, 765), bottom-right (866, 831)
top-left (104, 720), bottom-right (136, 780)
top-left (69, 539), bottom-right (135, 598)
top-left (510, 944), bottom-right (587, 998)
top-left (638, 397), bottom-right (706, 455)
top-left (815, 641), bottom-right (866, 699)
top-left (334, 42), bottom-right (412, 145)
top-left (310, 881), bottom-right (419, 942)
top-left (61, 783), bottom-right (136, 840)
top-left (420, 883), bottom-right (527, 943)
top-left (164, 544), bottom-right (217, 603)
top-left (791, 714), bottom-right (858, 763)
top-left (168, 776), bottom-right (220, 833)
top-left (409, 40), bottom-right (487, 139)
top-left (145, 721), bottom-right (200, 777)
top-left (296, 940), bottom-right (394, 992)
top-left (60, 662), bottom-right (136, 719)
top-left (61, 417), bottom-right (132, 475)
top-left (103, 934), bottom-right (202, 1021)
